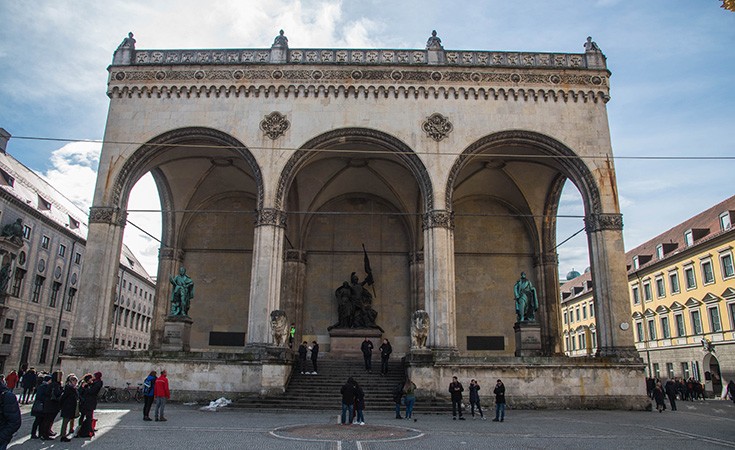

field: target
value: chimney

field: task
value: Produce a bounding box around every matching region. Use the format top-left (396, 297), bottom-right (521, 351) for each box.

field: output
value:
top-left (0, 128), bottom-right (11, 154)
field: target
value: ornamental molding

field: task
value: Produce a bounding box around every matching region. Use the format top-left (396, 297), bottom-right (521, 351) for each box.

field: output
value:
top-left (422, 113), bottom-right (453, 141)
top-left (256, 208), bottom-right (287, 228)
top-left (584, 213), bottom-right (624, 232)
top-left (159, 247), bottom-right (184, 261)
top-left (259, 111), bottom-right (290, 140)
top-left (89, 206), bottom-right (127, 226)
top-left (285, 249), bottom-right (307, 263)
top-left (422, 210), bottom-right (454, 230)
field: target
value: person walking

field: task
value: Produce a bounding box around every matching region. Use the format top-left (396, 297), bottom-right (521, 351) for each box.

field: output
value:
top-left (58, 374), bottom-right (79, 442)
top-left (340, 377), bottom-right (355, 425)
top-left (493, 379), bottom-right (506, 422)
top-left (352, 379), bottom-right (365, 425)
top-left (298, 341), bottom-right (308, 374)
top-left (154, 370), bottom-right (170, 422)
top-left (404, 378), bottom-right (417, 421)
top-left (4, 371), bottom-right (18, 394)
top-left (0, 376), bottom-right (21, 450)
top-left (20, 368), bottom-right (37, 404)
top-left (310, 341), bottom-right (319, 374)
top-left (40, 371), bottom-right (63, 440)
top-left (361, 337), bottom-right (374, 373)
top-left (449, 376), bottom-right (465, 420)
top-left (393, 381), bottom-right (404, 419)
top-left (379, 339), bottom-right (392, 376)
top-left (30, 375), bottom-right (50, 439)
top-left (653, 381), bottom-right (666, 412)
top-left (727, 380), bottom-right (735, 403)
top-left (142, 371), bottom-right (157, 421)
top-left (469, 379), bottom-right (485, 419)
top-left (664, 379), bottom-right (677, 411)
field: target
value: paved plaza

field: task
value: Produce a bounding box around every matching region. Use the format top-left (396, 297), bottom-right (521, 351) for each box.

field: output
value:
top-left (7, 399), bottom-right (735, 449)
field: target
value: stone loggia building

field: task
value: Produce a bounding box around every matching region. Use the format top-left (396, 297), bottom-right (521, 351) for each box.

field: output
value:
top-left (63, 32), bottom-right (647, 408)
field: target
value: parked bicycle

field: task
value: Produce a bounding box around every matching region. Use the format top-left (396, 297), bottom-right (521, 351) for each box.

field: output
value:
top-left (98, 382), bottom-right (144, 402)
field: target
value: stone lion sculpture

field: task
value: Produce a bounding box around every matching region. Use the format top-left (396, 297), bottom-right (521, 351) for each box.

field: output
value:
top-left (411, 310), bottom-right (429, 349)
top-left (270, 310), bottom-right (288, 347)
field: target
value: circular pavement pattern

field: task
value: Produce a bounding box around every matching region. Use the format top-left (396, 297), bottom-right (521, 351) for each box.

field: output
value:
top-left (271, 423), bottom-right (423, 443)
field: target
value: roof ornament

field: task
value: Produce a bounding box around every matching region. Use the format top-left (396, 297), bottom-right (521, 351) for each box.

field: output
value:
top-left (426, 30), bottom-right (443, 50)
top-left (272, 29), bottom-right (289, 49)
top-left (117, 32), bottom-right (136, 50)
top-left (584, 36), bottom-right (601, 53)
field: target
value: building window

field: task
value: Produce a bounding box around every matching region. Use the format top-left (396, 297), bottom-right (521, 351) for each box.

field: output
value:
top-left (589, 303), bottom-right (594, 317)
top-left (571, 335), bottom-right (576, 350)
top-left (643, 282), bottom-right (652, 302)
top-left (1, 334), bottom-right (10, 344)
top-left (61, 328), bottom-right (67, 337)
top-left (647, 319), bottom-right (657, 340)
top-left (66, 288), bottom-right (76, 312)
top-left (635, 322), bottom-right (644, 342)
top-left (633, 256), bottom-right (640, 270)
top-left (49, 282), bottom-right (61, 308)
top-left (575, 307), bottom-right (580, 321)
top-left (666, 362), bottom-right (674, 379)
top-left (22, 225), bottom-right (31, 240)
top-left (655, 277), bottom-right (665, 298)
top-left (721, 253), bottom-right (734, 279)
top-left (11, 268), bottom-right (26, 297)
top-left (4, 319), bottom-right (13, 330)
top-left (675, 314), bottom-right (686, 337)
top-left (58, 340), bottom-right (65, 356)
top-left (681, 362), bottom-right (690, 379)
top-left (563, 311), bottom-right (568, 324)
top-left (684, 266), bottom-right (696, 290)
top-left (74, 252), bottom-right (82, 264)
top-left (708, 306), bottom-right (722, 332)
top-left (26, 322), bottom-right (34, 332)
top-left (41, 235), bottom-right (50, 249)
top-left (656, 244), bottom-right (664, 260)
top-left (730, 303), bottom-right (735, 330)
top-left (701, 260), bottom-right (715, 285)
top-left (582, 305), bottom-right (587, 319)
top-left (43, 326), bottom-right (52, 335)
top-left (58, 244), bottom-right (66, 257)
top-left (691, 310), bottom-right (702, 335)
top-left (660, 316), bottom-right (670, 339)
top-left (578, 334), bottom-right (585, 349)
top-left (669, 271), bottom-right (680, 294)
top-left (684, 230), bottom-right (694, 247)
top-left (632, 286), bottom-right (640, 305)
top-left (720, 212), bottom-right (732, 231)
top-left (39, 338), bottom-right (49, 364)
top-left (692, 361), bottom-right (701, 381)
top-left (653, 363), bottom-right (661, 378)
top-left (591, 331), bottom-right (597, 348)
top-left (31, 276), bottom-right (45, 303)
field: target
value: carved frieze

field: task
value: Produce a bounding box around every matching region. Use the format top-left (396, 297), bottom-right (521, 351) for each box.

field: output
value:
top-left (159, 247), bottom-right (184, 261)
top-left (422, 210), bottom-right (454, 230)
top-left (422, 113), bottom-right (453, 142)
top-left (88, 207), bottom-right (127, 226)
top-left (256, 208), bottom-right (287, 228)
top-left (259, 111), bottom-right (290, 140)
top-left (285, 249), bottom-right (307, 264)
top-left (584, 213), bottom-right (624, 233)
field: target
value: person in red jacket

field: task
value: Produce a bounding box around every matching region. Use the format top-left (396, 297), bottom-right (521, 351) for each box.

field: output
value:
top-left (154, 370), bottom-right (170, 422)
top-left (4, 371), bottom-right (18, 392)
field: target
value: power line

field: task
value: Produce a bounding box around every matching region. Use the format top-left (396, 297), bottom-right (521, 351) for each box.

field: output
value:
top-left (9, 135), bottom-right (735, 161)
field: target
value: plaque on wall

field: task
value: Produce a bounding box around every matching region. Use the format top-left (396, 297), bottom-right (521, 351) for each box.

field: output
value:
top-left (209, 332), bottom-right (246, 347)
top-left (466, 336), bottom-right (505, 351)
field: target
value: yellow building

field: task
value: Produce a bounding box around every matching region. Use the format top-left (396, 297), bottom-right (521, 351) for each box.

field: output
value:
top-left (628, 195), bottom-right (735, 396)
top-left (560, 270), bottom-right (597, 357)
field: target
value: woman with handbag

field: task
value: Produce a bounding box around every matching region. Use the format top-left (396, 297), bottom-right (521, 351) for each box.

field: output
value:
top-left (59, 374), bottom-right (79, 442)
top-left (29, 375), bottom-right (51, 439)
top-left (40, 370), bottom-right (63, 439)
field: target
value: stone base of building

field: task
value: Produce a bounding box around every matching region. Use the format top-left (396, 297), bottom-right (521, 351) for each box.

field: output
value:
top-left (404, 354), bottom-right (650, 410)
top-left (161, 315), bottom-right (193, 352)
top-left (514, 322), bottom-right (542, 357)
top-left (61, 345), bottom-right (294, 401)
top-left (328, 328), bottom-right (382, 356)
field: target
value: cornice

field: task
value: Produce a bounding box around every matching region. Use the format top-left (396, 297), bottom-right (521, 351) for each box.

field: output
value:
top-left (0, 189), bottom-right (87, 244)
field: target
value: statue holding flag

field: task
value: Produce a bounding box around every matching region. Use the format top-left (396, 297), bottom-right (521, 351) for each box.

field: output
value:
top-left (327, 244), bottom-right (383, 331)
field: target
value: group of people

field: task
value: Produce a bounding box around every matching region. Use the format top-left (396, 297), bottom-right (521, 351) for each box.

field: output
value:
top-left (339, 377), bottom-right (367, 425)
top-left (647, 376), bottom-right (709, 412)
top-left (447, 377), bottom-right (506, 422)
top-left (361, 337), bottom-right (392, 376)
top-left (141, 370), bottom-right (170, 422)
top-left (297, 341), bottom-right (320, 374)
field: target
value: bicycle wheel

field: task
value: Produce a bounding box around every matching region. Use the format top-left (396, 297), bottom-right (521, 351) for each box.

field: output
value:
top-left (105, 389), bottom-right (117, 403)
top-left (119, 389), bottom-right (131, 402)
top-left (134, 389), bottom-right (143, 403)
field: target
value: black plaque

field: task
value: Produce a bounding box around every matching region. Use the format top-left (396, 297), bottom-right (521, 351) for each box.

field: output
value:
top-left (466, 336), bottom-right (504, 351)
top-left (209, 332), bottom-right (245, 347)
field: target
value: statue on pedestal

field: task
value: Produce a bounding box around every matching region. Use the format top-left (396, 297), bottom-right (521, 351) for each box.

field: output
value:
top-left (169, 267), bottom-right (194, 316)
top-left (1, 218), bottom-right (24, 245)
top-left (328, 272), bottom-right (382, 331)
top-left (514, 272), bottom-right (538, 322)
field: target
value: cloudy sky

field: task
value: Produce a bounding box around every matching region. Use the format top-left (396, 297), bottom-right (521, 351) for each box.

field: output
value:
top-left (1, 0), bottom-right (733, 278)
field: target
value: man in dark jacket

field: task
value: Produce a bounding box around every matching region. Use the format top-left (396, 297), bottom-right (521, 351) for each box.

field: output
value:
top-left (449, 376), bottom-right (465, 420)
top-left (493, 379), bottom-right (506, 422)
top-left (0, 380), bottom-right (21, 449)
top-left (142, 371), bottom-right (157, 421)
top-left (664, 379), bottom-right (677, 411)
top-left (361, 338), bottom-right (374, 372)
top-left (20, 368), bottom-right (37, 404)
top-left (310, 341), bottom-right (319, 374)
top-left (340, 377), bottom-right (356, 425)
top-left (298, 341), bottom-right (308, 374)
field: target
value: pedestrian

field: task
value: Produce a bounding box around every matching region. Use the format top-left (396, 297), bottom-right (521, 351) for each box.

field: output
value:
top-left (664, 379), bottom-right (677, 411)
top-left (361, 337), bottom-right (374, 373)
top-left (393, 381), bottom-right (404, 419)
top-left (58, 374), bottom-right (79, 442)
top-left (30, 375), bottom-right (50, 439)
top-left (20, 368), bottom-right (37, 404)
top-left (653, 381), bottom-right (666, 412)
top-left (352, 379), bottom-right (365, 425)
top-left (0, 375), bottom-right (21, 449)
top-left (310, 341), bottom-right (319, 374)
top-left (379, 338), bottom-right (392, 376)
top-left (154, 369), bottom-right (170, 422)
top-left (727, 380), bottom-right (735, 403)
top-left (288, 323), bottom-right (296, 349)
top-left (493, 379), bottom-right (506, 422)
top-left (4, 371), bottom-right (18, 394)
top-left (404, 378), bottom-right (417, 421)
top-left (298, 341), bottom-right (308, 374)
top-left (77, 372), bottom-right (102, 438)
top-left (142, 370), bottom-right (157, 421)
top-left (469, 379), bottom-right (485, 419)
top-left (41, 370), bottom-right (63, 440)
top-left (449, 376), bottom-right (465, 420)
top-left (340, 377), bottom-right (355, 425)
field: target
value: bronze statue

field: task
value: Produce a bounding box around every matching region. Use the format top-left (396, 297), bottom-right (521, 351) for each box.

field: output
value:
top-left (117, 32), bottom-right (136, 50)
top-left (328, 272), bottom-right (382, 331)
top-left (272, 29), bottom-right (288, 48)
top-left (169, 267), bottom-right (194, 316)
top-left (1, 218), bottom-right (24, 244)
top-left (426, 30), bottom-right (443, 49)
top-left (514, 272), bottom-right (538, 322)
top-left (0, 262), bottom-right (11, 295)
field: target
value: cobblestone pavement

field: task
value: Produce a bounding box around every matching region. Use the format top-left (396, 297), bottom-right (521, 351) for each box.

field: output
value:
top-left (7, 398), bottom-right (735, 449)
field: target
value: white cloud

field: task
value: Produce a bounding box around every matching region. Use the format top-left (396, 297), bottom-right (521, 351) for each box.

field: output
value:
top-left (40, 142), bottom-right (100, 210)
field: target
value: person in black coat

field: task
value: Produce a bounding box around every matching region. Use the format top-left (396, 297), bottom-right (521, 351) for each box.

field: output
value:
top-left (20, 368), bottom-right (37, 404)
top-left (469, 379), bottom-right (485, 419)
top-left (310, 341), bottom-right (319, 374)
top-left (379, 339), bottom-right (392, 376)
top-left (449, 376), bottom-right (465, 420)
top-left (493, 379), bottom-right (506, 422)
top-left (298, 341), bottom-right (308, 374)
top-left (41, 371), bottom-right (63, 440)
top-left (0, 381), bottom-right (21, 449)
top-left (361, 338), bottom-right (374, 372)
top-left (77, 373), bottom-right (102, 438)
top-left (664, 379), bottom-right (677, 411)
top-left (30, 375), bottom-right (51, 439)
top-left (58, 374), bottom-right (79, 442)
top-left (653, 382), bottom-right (666, 412)
top-left (340, 377), bottom-right (356, 425)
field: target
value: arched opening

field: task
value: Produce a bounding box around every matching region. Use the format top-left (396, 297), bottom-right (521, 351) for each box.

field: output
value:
top-left (704, 353), bottom-right (723, 396)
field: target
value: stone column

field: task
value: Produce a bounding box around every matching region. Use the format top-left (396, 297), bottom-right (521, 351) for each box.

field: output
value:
top-left (585, 213), bottom-right (637, 359)
top-left (536, 251), bottom-right (562, 355)
top-left (281, 250), bottom-right (307, 338)
top-left (409, 251), bottom-right (425, 312)
top-left (69, 206), bottom-right (126, 355)
top-left (149, 247), bottom-right (184, 350)
top-left (247, 208), bottom-right (286, 345)
top-left (422, 210), bottom-right (457, 351)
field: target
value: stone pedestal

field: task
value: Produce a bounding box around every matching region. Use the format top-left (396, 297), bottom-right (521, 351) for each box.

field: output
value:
top-left (162, 315), bottom-right (193, 352)
top-left (514, 322), bottom-right (542, 357)
top-left (328, 328), bottom-right (382, 356)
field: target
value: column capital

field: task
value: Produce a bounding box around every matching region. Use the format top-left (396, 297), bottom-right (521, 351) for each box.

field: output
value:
top-left (422, 210), bottom-right (454, 230)
top-left (89, 206), bottom-right (127, 226)
top-left (408, 251), bottom-right (424, 265)
top-left (159, 247), bottom-right (184, 261)
top-left (256, 208), bottom-right (287, 228)
top-left (534, 252), bottom-right (558, 267)
top-left (285, 249), bottom-right (307, 263)
top-left (584, 213), bottom-right (623, 233)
